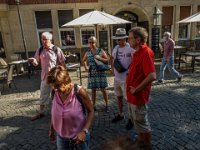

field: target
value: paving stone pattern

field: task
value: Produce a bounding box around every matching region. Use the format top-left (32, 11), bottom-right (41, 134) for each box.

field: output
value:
top-left (0, 68), bottom-right (200, 150)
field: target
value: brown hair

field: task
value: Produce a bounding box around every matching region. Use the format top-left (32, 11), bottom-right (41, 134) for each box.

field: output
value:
top-left (47, 65), bottom-right (71, 86)
top-left (129, 27), bottom-right (148, 43)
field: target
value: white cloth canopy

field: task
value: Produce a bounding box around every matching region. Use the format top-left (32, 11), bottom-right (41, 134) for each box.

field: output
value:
top-left (178, 12), bottom-right (200, 23)
top-left (62, 10), bottom-right (131, 27)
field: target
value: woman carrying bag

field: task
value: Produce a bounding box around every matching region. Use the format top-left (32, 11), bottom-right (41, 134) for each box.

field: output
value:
top-left (82, 36), bottom-right (109, 113)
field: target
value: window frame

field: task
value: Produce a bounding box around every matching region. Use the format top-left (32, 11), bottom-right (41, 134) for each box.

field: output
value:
top-left (80, 27), bottom-right (96, 47)
top-left (178, 23), bottom-right (190, 40)
top-left (59, 28), bottom-right (76, 48)
top-left (34, 10), bottom-right (53, 47)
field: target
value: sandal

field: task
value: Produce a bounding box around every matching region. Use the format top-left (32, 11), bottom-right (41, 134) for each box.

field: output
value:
top-left (31, 113), bottom-right (45, 121)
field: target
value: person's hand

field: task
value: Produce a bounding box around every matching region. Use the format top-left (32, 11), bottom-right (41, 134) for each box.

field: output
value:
top-left (28, 58), bottom-right (38, 66)
top-left (74, 131), bottom-right (86, 145)
top-left (95, 55), bottom-right (101, 60)
top-left (129, 86), bottom-right (137, 95)
top-left (49, 130), bottom-right (55, 142)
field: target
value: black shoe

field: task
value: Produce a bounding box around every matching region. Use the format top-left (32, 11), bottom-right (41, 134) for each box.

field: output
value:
top-left (158, 80), bottom-right (163, 83)
top-left (177, 75), bottom-right (183, 82)
top-left (111, 114), bottom-right (124, 123)
top-left (126, 119), bottom-right (133, 130)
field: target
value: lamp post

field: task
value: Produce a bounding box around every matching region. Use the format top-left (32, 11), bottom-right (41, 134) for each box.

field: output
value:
top-left (151, 7), bottom-right (163, 57)
top-left (15, 0), bottom-right (28, 59)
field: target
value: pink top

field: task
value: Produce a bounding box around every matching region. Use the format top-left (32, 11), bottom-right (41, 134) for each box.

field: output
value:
top-left (51, 84), bottom-right (86, 139)
top-left (34, 44), bottom-right (65, 81)
top-left (163, 38), bottom-right (175, 60)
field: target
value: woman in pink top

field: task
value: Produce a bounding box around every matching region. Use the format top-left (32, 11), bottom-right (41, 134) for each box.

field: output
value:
top-left (47, 65), bottom-right (94, 150)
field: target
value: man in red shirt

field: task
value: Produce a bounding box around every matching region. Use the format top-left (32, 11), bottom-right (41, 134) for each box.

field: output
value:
top-left (126, 27), bottom-right (156, 149)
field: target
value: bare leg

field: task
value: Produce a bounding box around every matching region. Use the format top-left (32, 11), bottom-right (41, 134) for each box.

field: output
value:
top-left (92, 89), bottom-right (96, 107)
top-left (101, 89), bottom-right (108, 106)
top-left (117, 96), bottom-right (123, 115)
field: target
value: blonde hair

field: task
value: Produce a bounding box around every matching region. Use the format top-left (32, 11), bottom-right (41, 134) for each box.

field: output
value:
top-left (88, 36), bottom-right (97, 43)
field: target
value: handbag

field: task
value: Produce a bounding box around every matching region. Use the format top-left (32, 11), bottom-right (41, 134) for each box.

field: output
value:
top-left (114, 47), bottom-right (127, 73)
top-left (94, 57), bottom-right (110, 71)
top-left (93, 48), bottom-right (110, 72)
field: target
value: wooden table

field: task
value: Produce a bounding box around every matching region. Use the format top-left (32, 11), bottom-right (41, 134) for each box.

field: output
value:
top-left (174, 45), bottom-right (186, 60)
top-left (8, 59), bottom-right (28, 75)
top-left (66, 63), bottom-right (82, 85)
top-left (178, 51), bottom-right (200, 72)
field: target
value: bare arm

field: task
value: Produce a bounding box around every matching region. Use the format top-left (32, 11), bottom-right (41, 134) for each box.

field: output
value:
top-left (110, 55), bottom-right (114, 75)
top-left (95, 49), bottom-right (109, 63)
top-left (130, 72), bottom-right (156, 95)
top-left (82, 52), bottom-right (88, 71)
top-left (75, 87), bottom-right (94, 144)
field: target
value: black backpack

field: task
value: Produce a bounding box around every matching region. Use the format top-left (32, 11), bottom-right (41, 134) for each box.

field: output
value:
top-left (39, 45), bottom-right (58, 56)
top-left (38, 45), bottom-right (60, 65)
top-left (74, 84), bottom-right (86, 115)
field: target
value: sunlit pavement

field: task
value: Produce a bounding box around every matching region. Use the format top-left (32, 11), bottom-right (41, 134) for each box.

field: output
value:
top-left (0, 65), bottom-right (200, 150)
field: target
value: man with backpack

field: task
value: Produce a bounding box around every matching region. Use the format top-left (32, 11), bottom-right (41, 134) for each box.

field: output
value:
top-left (28, 32), bottom-right (66, 121)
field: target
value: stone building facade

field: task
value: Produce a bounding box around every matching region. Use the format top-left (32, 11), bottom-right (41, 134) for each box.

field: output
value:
top-left (0, 0), bottom-right (200, 60)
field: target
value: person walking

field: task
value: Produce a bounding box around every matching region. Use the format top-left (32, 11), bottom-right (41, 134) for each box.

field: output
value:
top-left (127, 27), bottom-right (156, 149)
top-left (110, 28), bottom-right (135, 130)
top-left (47, 65), bottom-right (94, 150)
top-left (82, 36), bottom-right (109, 112)
top-left (158, 32), bottom-right (183, 83)
top-left (28, 32), bottom-right (66, 121)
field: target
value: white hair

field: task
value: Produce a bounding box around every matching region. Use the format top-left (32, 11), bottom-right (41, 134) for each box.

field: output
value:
top-left (41, 32), bottom-right (53, 40)
top-left (164, 32), bottom-right (171, 38)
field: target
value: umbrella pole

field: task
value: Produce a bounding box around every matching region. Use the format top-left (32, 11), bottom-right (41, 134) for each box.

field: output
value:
top-left (79, 47), bottom-right (82, 85)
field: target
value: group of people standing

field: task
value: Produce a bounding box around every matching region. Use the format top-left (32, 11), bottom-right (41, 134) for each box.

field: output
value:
top-left (27, 26), bottom-right (182, 150)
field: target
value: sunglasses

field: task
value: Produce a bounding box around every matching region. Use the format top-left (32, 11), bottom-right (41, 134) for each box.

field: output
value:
top-left (89, 41), bottom-right (95, 44)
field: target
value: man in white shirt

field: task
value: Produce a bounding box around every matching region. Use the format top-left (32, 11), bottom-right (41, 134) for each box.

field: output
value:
top-left (110, 28), bottom-right (135, 130)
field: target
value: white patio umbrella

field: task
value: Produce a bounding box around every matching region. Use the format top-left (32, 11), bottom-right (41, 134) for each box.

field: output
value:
top-left (62, 10), bottom-right (131, 85)
top-left (178, 12), bottom-right (200, 23)
top-left (62, 10), bottom-right (131, 27)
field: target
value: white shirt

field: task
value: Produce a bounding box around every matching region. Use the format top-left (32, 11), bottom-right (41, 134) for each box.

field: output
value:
top-left (112, 43), bottom-right (135, 81)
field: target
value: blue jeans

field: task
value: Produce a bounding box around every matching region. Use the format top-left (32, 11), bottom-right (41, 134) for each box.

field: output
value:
top-left (159, 56), bottom-right (181, 80)
top-left (56, 132), bottom-right (90, 150)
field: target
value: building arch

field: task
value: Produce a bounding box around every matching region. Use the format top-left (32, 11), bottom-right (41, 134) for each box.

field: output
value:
top-left (111, 5), bottom-right (151, 47)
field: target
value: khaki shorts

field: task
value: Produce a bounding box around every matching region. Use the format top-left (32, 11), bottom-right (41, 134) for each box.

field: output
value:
top-left (114, 79), bottom-right (127, 99)
top-left (128, 103), bottom-right (151, 133)
top-left (40, 80), bottom-right (51, 105)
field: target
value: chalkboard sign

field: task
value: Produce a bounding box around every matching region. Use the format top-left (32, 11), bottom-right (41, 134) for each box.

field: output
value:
top-left (99, 31), bottom-right (108, 51)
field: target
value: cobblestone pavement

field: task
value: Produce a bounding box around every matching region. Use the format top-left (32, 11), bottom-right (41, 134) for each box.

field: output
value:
top-left (0, 66), bottom-right (200, 150)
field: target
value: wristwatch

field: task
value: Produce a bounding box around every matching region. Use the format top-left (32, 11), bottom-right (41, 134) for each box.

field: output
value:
top-left (83, 128), bottom-right (89, 134)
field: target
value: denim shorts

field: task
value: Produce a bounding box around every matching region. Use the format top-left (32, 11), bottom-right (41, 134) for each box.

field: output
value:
top-left (56, 132), bottom-right (90, 150)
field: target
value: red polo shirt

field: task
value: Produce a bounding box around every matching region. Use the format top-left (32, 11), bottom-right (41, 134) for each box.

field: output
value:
top-left (126, 44), bottom-right (155, 105)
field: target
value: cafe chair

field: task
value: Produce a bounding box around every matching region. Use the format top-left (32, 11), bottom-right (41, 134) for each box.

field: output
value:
top-left (65, 54), bottom-right (80, 77)
top-left (1, 65), bottom-right (17, 92)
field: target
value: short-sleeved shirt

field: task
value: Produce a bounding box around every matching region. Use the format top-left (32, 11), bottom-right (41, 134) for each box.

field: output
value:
top-left (126, 44), bottom-right (155, 105)
top-left (34, 44), bottom-right (65, 81)
top-left (51, 84), bottom-right (86, 139)
top-left (163, 38), bottom-right (175, 59)
top-left (112, 43), bottom-right (135, 82)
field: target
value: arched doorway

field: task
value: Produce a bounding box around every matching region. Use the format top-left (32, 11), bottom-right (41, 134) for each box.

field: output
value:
top-left (112, 10), bottom-right (149, 47)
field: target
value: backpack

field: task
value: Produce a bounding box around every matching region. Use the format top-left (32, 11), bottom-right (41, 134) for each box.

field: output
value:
top-left (39, 45), bottom-right (58, 56)
top-left (74, 84), bottom-right (86, 115)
